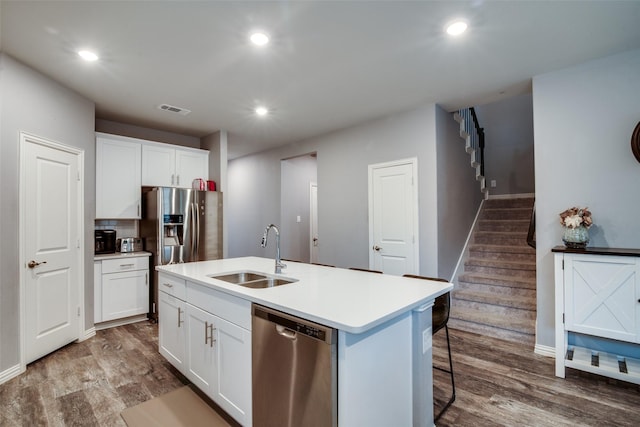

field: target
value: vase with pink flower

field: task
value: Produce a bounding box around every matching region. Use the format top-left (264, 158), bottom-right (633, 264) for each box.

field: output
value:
top-left (559, 206), bottom-right (593, 249)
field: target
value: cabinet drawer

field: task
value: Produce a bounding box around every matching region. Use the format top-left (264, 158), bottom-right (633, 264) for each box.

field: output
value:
top-left (102, 256), bottom-right (148, 273)
top-left (158, 273), bottom-right (186, 300)
top-left (186, 281), bottom-right (251, 330)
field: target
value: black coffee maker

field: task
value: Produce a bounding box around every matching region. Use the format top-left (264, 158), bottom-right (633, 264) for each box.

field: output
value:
top-left (95, 229), bottom-right (116, 254)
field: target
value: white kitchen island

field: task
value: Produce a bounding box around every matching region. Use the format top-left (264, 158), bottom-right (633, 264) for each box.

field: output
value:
top-left (156, 257), bottom-right (452, 427)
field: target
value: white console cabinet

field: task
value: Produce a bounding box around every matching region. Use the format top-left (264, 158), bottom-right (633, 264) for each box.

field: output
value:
top-left (554, 246), bottom-right (640, 385)
top-left (158, 273), bottom-right (252, 426)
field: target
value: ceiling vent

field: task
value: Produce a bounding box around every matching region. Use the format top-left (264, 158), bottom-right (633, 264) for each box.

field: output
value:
top-left (157, 103), bottom-right (191, 116)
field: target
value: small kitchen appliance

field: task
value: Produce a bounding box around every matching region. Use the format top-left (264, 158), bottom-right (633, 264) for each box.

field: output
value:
top-left (116, 237), bottom-right (143, 253)
top-left (95, 229), bottom-right (116, 254)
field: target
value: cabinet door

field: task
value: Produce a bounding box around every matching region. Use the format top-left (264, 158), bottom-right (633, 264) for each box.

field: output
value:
top-left (102, 270), bottom-right (148, 321)
top-left (186, 304), bottom-right (216, 394)
top-left (96, 137), bottom-right (141, 219)
top-left (94, 261), bottom-right (102, 323)
top-left (213, 316), bottom-right (252, 426)
top-left (159, 291), bottom-right (187, 372)
top-left (175, 149), bottom-right (209, 188)
top-left (142, 144), bottom-right (175, 186)
top-left (565, 254), bottom-right (640, 342)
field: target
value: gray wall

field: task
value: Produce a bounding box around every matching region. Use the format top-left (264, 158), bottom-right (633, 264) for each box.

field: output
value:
top-left (436, 107), bottom-right (484, 280)
top-left (475, 94), bottom-right (535, 196)
top-left (228, 103), bottom-right (478, 278)
top-left (96, 119), bottom-right (200, 149)
top-left (280, 154), bottom-right (317, 262)
top-left (0, 54), bottom-right (95, 371)
top-left (533, 48), bottom-right (640, 348)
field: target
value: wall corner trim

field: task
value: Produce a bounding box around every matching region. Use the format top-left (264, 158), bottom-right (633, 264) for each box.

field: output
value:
top-left (0, 364), bottom-right (25, 386)
top-left (80, 327), bottom-right (96, 342)
top-left (534, 344), bottom-right (555, 358)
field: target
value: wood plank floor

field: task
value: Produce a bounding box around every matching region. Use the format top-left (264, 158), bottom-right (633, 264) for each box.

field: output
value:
top-left (433, 328), bottom-right (640, 426)
top-left (1, 321), bottom-right (640, 426)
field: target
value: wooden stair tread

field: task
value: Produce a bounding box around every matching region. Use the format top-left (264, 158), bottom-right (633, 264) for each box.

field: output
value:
top-left (465, 258), bottom-right (536, 271)
top-left (449, 307), bottom-right (535, 335)
top-left (469, 244), bottom-right (535, 254)
top-left (453, 289), bottom-right (536, 310)
top-left (458, 272), bottom-right (536, 289)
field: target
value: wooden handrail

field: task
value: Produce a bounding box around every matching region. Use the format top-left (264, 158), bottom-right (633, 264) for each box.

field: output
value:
top-left (527, 202), bottom-right (536, 249)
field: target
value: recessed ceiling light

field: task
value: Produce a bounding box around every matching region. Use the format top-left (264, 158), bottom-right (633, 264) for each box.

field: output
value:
top-left (250, 32), bottom-right (270, 46)
top-left (255, 106), bottom-right (269, 116)
top-left (78, 50), bottom-right (99, 61)
top-left (446, 21), bottom-right (468, 36)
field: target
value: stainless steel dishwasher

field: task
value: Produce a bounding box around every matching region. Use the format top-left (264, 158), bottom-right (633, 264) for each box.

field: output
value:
top-left (252, 304), bottom-right (337, 427)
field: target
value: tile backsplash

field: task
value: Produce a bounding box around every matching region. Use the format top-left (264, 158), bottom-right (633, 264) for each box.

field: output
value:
top-left (95, 219), bottom-right (138, 239)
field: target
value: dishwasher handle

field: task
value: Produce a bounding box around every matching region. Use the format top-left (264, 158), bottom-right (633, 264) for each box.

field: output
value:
top-left (253, 304), bottom-right (335, 345)
top-left (276, 325), bottom-right (297, 340)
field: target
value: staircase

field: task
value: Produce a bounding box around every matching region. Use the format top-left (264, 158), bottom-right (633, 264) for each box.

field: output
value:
top-left (450, 197), bottom-right (537, 346)
top-left (454, 108), bottom-right (488, 198)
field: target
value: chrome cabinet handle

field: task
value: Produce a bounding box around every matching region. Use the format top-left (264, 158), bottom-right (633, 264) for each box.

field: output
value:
top-left (205, 321), bottom-right (216, 347)
top-left (177, 307), bottom-right (184, 327)
top-left (119, 263), bottom-right (135, 268)
top-left (28, 260), bottom-right (47, 268)
top-left (163, 282), bottom-right (173, 288)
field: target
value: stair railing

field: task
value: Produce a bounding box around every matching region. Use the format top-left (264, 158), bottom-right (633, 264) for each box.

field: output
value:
top-left (469, 107), bottom-right (485, 178)
top-left (458, 107), bottom-right (485, 177)
top-left (527, 202), bottom-right (536, 249)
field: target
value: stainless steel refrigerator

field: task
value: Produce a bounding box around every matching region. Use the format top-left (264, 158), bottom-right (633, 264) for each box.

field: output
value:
top-left (141, 187), bottom-right (222, 321)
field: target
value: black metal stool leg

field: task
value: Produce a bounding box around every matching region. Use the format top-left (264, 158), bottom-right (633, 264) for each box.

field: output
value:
top-left (434, 325), bottom-right (455, 423)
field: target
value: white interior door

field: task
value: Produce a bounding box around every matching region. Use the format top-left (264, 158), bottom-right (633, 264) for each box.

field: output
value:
top-left (310, 182), bottom-right (319, 263)
top-left (368, 158), bottom-right (418, 275)
top-left (21, 133), bottom-right (82, 364)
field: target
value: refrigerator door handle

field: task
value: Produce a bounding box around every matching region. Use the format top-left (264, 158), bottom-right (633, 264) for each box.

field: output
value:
top-left (191, 202), bottom-right (199, 259)
top-left (195, 202), bottom-right (200, 255)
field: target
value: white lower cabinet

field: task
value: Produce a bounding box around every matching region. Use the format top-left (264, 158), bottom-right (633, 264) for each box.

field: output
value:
top-left (211, 315), bottom-right (252, 425)
top-left (185, 304), bottom-right (216, 390)
top-left (159, 290), bottom-right (187, 373)
top-left (95, 255), bottom-right (150, 325)
top-left (158, 273), bottom-right (252, 426)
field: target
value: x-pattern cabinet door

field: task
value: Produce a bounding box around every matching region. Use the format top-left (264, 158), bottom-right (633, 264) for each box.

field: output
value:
top-left (564, 254), bottom-right (640, 343)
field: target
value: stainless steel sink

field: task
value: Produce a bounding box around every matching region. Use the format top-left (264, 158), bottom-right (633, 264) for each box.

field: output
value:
top-left (209, 271), bottom-right (297, 288)
top-left (210, 271), bottom-right (267, 284)
top-left (238, 278), bottom-right (296, 289)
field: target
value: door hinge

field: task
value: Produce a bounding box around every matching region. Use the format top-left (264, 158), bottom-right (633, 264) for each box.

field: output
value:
top-left (77, 171), bottom-right (81, 182)
top-left (562, 259), bottom-right (565, 270)
top-left (77, 307), bottom-right (81, 317)
top-left (77, 239), bottom-right (81, 248)
top-left (562, 313), bottom-right (565, 324)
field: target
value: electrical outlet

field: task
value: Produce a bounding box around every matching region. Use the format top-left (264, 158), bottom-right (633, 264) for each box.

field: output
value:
top-left (491, 180), bottom-right (497, 188)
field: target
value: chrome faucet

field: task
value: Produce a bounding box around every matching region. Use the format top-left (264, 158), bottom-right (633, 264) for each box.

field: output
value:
top-left (261, 224), bottom-right (286, 274)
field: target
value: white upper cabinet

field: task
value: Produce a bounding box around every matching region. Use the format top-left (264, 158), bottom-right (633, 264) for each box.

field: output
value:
top-left (142, 142), bottom-right (208, 188)
top-left (96, 134), bottom-right (142, 219)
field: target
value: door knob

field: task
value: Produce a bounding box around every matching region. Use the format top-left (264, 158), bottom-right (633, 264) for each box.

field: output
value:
top-left (373, 245), bottom-right (382, 252)
top-left (28, 260), bottom-right (47, 268)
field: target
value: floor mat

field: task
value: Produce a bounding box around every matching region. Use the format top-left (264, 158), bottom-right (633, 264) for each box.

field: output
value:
top-left (121, 385), bottom-right (231, 427)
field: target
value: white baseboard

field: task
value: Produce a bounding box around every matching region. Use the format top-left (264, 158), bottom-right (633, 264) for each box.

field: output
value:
top-left (535, 343), bottom-right (555, 358)
top-left (79, 327), bottom-right (96, 342)
top-left (94, 314), bottom-right (148, 331)
top-left (0, 363), bottom-right (24, 386)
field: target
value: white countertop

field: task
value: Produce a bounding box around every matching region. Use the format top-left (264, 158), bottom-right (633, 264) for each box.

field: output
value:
top-left (94, 251), bottom-right (151, 261)
top-left (157, 256), bottom-right (452, 334)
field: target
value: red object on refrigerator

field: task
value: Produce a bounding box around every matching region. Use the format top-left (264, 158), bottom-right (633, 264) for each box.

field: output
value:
top-left (207, 180), bottom-right (216, 191)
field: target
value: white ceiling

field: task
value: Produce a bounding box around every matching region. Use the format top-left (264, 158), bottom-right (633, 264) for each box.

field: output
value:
top-left (2, 1), bottom-right (640, 158)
